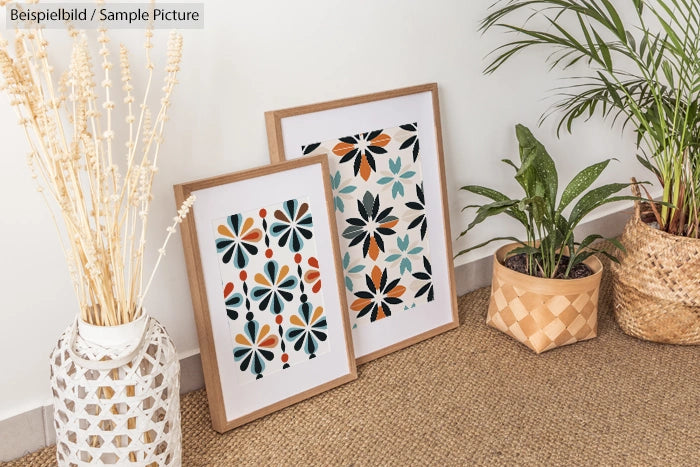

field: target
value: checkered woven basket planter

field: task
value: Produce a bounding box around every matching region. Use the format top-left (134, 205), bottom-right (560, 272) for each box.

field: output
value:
top-left (486, 244), bottom-right (603, 354)
top-left (49, 315), bottom-right (181, 466)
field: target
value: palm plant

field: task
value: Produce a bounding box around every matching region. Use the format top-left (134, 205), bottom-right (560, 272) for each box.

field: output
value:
top-left (481, 0), bottom-right (700, 237)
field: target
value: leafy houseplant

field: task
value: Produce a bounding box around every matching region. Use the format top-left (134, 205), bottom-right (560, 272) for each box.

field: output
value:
top-left (481, 0), bottom-right (699, 238)
top-left (480, 1), bottom-right (700, 345)
top-left (457, 124), bottom-right (637, 353)
top-left (457, 124), bottom-right (633, 278)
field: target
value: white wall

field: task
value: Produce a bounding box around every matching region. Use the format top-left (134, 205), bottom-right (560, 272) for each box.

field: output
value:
top-left (0, 0), bottom-right (649, 421)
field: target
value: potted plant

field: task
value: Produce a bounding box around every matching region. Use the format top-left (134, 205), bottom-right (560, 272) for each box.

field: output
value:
top-left (456, 124), bottom-right (636, 353)
top-left (0, 20), bottom-right (192, 466)
top-left (480, 1), bottom-right (700, 344)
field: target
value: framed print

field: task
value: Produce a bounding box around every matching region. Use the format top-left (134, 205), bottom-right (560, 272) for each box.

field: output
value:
top-left (174, 156), bottom-right (357, 432)
top-left (265, 83), bottom-right (459, 364)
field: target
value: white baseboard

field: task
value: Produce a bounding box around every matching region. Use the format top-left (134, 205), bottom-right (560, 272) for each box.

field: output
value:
top-left (0, 206), bottom-right (633, 461)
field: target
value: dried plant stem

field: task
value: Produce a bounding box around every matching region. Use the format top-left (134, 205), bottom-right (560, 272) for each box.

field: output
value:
top-left (138, 194), bottom-right (194, 314)
top-left (0, 19), bottom-right (190, 326)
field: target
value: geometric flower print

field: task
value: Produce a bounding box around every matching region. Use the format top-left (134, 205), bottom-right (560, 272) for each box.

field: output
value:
top-left (302, 123), bottom-right (435, 329)
top-left (342, 191), bottom-right (399, 262)
top-left (215, 215), bottom-right (263, 269)
top-left (350, 265), bottom-right (406, 321)
top-left (285, 301), bottom-right (328, 356)
top-left (213, 198), bottom-right (330, 385)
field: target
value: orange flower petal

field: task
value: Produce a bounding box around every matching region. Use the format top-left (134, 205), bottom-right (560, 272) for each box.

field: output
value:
top-left (351, 298), bottom-right (371, 312)
top-left (387, 285), bottom-right (406, 298)
top-left (290, 315), bottom-right (305, 327)
top-left (332, 141), bottom-right (355, 157)
top-left (241, 217), bottom-right (255, 235)
top-left (370, 133), bottom-right (391, 147)
top-left (370, 265), bottom-right (382, 290)
top-left (223, 282), bottom-right (234, 297)
top-left (368, 236), bottom-right (380, 261)
top-left (308, 257), bottom-right (319, 269)
top-left (257, 324), bottom-right (271, 343)
top-left (379, 219), bottom-right (399, 230)
top-left (277, 265), bottom-right (289, 284)
top-left (375, 306), bottom-right (387, 320)
top-left (217, 225), bottom-right (234, 238)
top-left (242, 228), bottom-right (262, 242)
top-left (254, 273), bottom-right (271, 287)
top-left (304, 270), bottom-right (320, 283)
top-left (311, 306), bottom-right (324, 324)
top-left (235, 334), bottom-right (251, 346)
top-left (258, 335), bottom-right (279, 349)
top-left (312, 281), bottom-right (322, 294)
top-left (359, 154), bottom-right (372, 181)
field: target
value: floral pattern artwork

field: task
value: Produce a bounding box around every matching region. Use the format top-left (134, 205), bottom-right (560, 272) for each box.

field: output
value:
top-left (224, 282), bottom-right (244, 320)
top-left (213, 198), bottom-right (331, 385)
top-left (351, 265), bottom-right (406, 321)
top-left (233, 321), bottom-right (278, 379)
top-left (330, 170), bottom-right (357, 213)
top-left (331, 130), bottom-right (391, 181)
top-left (215, 215), bottom-right (263, 269)
top-left (377, 156), bottom-right (416, 199)
top-left (342, 191), bottom-right (398, 261)
top-left (303, 257), bottom-right (322, 294)
top-left (285, 301), bottom-right (328, 357)
top-left (303, 123), bottom-right (435, 329)
top-left (270, 199), bottom-right (314, 252)
top-left (412, 255), bottom-right (435, 302)
top-left (250, 260), bottom-right (298, 315)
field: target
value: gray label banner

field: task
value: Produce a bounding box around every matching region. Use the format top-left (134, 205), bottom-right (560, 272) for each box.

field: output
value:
top-left (6, 3), bottom-right (204, 29)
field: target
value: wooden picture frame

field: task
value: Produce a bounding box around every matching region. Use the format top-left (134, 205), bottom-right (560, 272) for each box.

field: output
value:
top-left (174, 156), bottom-right (357, 432)
top-left (265, 83), bottom-right (459, 364)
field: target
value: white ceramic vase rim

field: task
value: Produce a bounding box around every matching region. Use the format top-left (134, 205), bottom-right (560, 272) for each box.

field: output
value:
top-left (77, 313), bottom-right (148, 349)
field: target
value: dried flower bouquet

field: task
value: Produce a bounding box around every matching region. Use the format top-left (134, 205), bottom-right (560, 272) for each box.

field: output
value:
top-left (0, 4), bottom-right (194, 326)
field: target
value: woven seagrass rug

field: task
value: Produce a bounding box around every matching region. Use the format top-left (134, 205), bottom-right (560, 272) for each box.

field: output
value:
top-left (5, 264), bottom-right (699, 466)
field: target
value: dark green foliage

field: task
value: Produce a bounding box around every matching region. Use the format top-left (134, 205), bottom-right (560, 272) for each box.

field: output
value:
top-left (456, 125), bottom-right (638, 279)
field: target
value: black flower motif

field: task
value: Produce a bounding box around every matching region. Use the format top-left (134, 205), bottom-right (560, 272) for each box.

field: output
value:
top-left (399, 122), bottom-right (420, 162)
top-left (302, 142), bottom-right (321, 154)
top-left (270, 199), bottom-right (313, 253)
top-left (342, 191), bottom-right (398, 260)
top-left (250, 260), bottom-right (298, 315)
top-left (406, 183), bottom-right (428, 240)
top-left (351, 266), bottom-right (406, 322)
top-left (215, 214), bottom-right (263, 268)
top-left (284, 302), bottom-right (328, 358)
top-left (412, 256), bottom-right (434, 302)
top-left (233, 321), bottom-right (278, 379)
top-left (332, 130), bottom-right (391, 181)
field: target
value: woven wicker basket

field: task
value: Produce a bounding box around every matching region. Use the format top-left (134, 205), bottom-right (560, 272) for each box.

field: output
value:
top-left (486, 243), bottom-right (603, 354)
top-left (49, 315), bottom-right (181, 466)
top-left (611, 192), bottom-right (700, 345)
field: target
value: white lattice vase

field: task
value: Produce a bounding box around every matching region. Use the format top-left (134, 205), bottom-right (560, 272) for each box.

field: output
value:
top-left (49, 314), bottom-right (182, 466)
